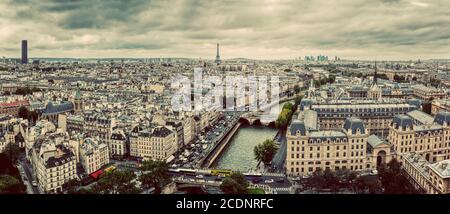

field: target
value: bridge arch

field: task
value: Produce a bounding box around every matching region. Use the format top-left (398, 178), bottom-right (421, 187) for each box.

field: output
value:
top-left (238, 117), bottom-right (250, 125)
top-left (267, 121), bottom-right (276, 128)
top-left (252, 119), bottom-right (262, 126)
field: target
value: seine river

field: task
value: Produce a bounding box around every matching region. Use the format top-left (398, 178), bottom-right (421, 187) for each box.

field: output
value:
top-left (215, 101), bottom-right (291, 171)
top-left (215, 125), bottom-right (278, 171)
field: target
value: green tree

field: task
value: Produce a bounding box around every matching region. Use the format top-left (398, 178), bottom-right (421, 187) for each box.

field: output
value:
top-left (378, 159), bottom-right (417, 194)
top-left (139, 160), bottom-right (171, 194)
top-left (14, 87), bottom-right (33, 95)
top-left (0, 175), bottom-right (26, 194)
top-left (3, 143), bottom-right (22, 164)
top-left (294, 95), bottom-right (303, 107)
top-left (63, 179), bottom-right (81, 194)
top-left (293, 85), bottom-right (301, 94)
top-left (254, 139), bottom-right (278, 166)
top-left (91, 170), bottom-right (140, 194)
top-left (220, 172), bottom-right (249, 194)
top-left (275, 102), bottom-right (294, 130)
top-left (18, 106), bottom-right (29, 120)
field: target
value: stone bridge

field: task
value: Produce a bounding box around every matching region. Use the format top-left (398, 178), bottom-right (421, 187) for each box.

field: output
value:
top-left (239, 112), bottom-right (277, 127)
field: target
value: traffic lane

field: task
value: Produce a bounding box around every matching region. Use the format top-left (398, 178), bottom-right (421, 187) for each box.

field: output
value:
top-left (16, 163), bottom-right (34, 194)
top-left (172, 173), bottom-right (292, 189)
top-left (271, 133), bottom-right (287, 173)
top-left (20, 160), bottom-right (40, 194)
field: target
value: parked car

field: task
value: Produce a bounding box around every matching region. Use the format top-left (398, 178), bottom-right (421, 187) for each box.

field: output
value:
top-left (252, 178), bottom-right (262, 183)
top-left (264, 179), bottom-right (274, 184)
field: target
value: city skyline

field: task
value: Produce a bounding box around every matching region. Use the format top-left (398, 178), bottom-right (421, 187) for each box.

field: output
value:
top-left (1, 0), bottom-right (450, 60)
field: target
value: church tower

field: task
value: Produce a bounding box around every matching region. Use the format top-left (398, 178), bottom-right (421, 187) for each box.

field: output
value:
top-left (73, 88), bottom-right (84, 114)
top-left (368, 61), bottom-right (382, 101)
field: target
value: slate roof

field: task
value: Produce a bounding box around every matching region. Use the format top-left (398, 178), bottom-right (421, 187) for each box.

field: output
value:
top-left (42, 102), bottom-right (74, 115)
top-left (434, 112), bottom-right (450, 126)
top-left (392, 115), bottom-right (414, 130)
top-left (343, 117), bottom-right (366, 134)
top-left (367, 135), bottom-right (388, 148)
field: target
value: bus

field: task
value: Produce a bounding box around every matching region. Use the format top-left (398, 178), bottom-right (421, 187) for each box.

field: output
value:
top-left (243, 172), bottom-right (263, 177)
top-left (179, 168), bottom-right (197, 175)
top-left (210, 169), bottom-right (232, 177)
top-left (104, 165), bottom-right (117, 173)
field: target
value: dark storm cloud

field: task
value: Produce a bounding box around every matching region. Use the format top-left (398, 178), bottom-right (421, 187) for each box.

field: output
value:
top-left (1, 0), bottom-right (450, 59)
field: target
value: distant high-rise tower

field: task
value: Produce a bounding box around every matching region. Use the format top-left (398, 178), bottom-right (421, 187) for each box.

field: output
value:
top-left (215, 43), bottom-right (221, 65)
top-left (21, 40), bottom-right (28, 64)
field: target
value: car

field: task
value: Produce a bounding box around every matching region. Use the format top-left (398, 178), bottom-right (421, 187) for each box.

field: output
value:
top-left (252, 178), bottom-right (262, 183)
top-left (195, 174), bottom-right (204, 179)
top-left (370, 170), bottom-right (378, 175)
top-left (32, 181), bottom-right (38, 187)
top-left (264, 179), bottom-right (274, 183)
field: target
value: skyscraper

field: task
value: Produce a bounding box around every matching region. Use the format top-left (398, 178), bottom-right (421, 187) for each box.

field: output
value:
top-left (215, 43), bottom-right (221, 65)
top-left (21, 40), bottom-right (28, 64)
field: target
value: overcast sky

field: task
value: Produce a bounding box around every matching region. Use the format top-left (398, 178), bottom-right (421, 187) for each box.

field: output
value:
top-left (1, 0), bottom-right (450, 60)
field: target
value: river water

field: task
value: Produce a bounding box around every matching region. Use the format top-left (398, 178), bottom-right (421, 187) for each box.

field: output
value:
top-left (215, 100), bottom-right (291, 171)
top-left (215, 125), bottom-right (278, 171)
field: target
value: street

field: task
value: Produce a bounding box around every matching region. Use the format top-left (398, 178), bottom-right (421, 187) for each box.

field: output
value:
top-left (18, 158), bottom-right (40, 194)
top-left (271, 130), bottom-right (287, 173)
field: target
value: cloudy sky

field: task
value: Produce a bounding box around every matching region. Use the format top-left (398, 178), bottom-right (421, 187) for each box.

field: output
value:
top-left (0, 0), bottom-right (449, 60)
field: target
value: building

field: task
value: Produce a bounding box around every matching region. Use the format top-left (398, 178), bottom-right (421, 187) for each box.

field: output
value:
top-left (299, 99), bottom-right (419, 137)
top-left (367, 63), bottom-right (382, 101)
top-left (41, 102), bottom-right (74, 124)
top-left (79, 138), bottom-right (109, 175)
top-left (431, 99), bottom-right (450, 115)
top-left (109, 129), bottom-right (127, 158)
top-left (21, 40), bottom-right (27, 64)
top-left (129, 125), bottom-right (177, 161)
top-left (411, 84), bottom-right (446, 101)
top-left (83, 110), bottom-right (116, 144)
top-left (0, 116), bottom-right (28, 152)
top-left (0, 100), bottom-right (30, 116)
top-left (347, 86), bottom-right (368, 98)
top-left (388, 112), bottom-right (450, 163)
top-left (382, 83), bottom-right (413, 99)
top-left (402, 152), bottom-right (450, 194)
top-left (72, 89), bottom-right (84, 114)
top-left (166, 120), bottom-right (184, 150)
top-left (65, 114), bottom-right (84, 134)
top-left (181, 115), bottom-right (194, 145)
top-left (366, 135), bottom-right (395, 170)
top-left (286, 117), bottom-right (370, 176)
top-left (31, 134), bottom-right (77, 193)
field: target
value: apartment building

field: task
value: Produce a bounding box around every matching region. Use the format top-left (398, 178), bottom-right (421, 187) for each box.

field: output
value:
top-left (79, 138), bottom-right (109, 174)
top-left (129, 125), bottom-right (177, 161)
top-left (31, 134), bottom-right (77, 194)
